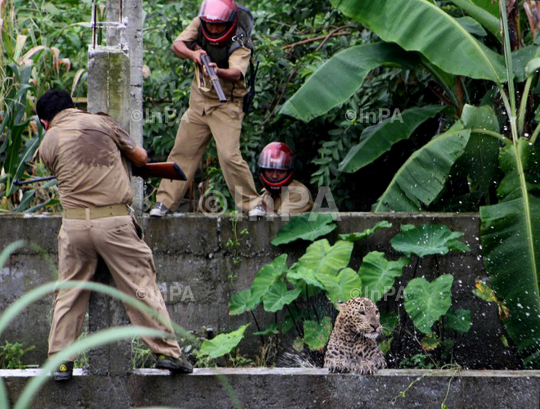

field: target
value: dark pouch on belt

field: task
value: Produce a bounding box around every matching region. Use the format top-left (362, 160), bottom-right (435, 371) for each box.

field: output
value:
top-left (132, 216), bottom-right (144, 240)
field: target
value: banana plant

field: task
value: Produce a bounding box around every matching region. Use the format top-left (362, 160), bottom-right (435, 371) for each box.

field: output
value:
top-left (279, 0), bottom-right (540, 367)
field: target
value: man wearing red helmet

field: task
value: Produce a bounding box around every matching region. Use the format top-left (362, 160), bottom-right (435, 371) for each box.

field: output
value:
top-left (150, 0), bottom-right (262, 217)
top-left (256, 142), bottom-right (313, 214)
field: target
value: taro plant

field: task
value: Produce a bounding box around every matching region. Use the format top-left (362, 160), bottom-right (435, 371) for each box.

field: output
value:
top-left (219, 215), bottom-right (471, 367)
top-left (280, 0), bottom-right (540, 368)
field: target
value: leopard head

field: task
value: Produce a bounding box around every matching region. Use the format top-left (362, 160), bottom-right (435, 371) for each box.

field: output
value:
top-left (336, 297), bottom-right (382, 340)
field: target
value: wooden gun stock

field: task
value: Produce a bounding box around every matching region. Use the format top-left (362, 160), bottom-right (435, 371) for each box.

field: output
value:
top-left (200, 54), bottom-right (227, 103)
top-left (132, 162), bottom-right (187, 181)
top-left (14, 163), bottom-right (186, 186)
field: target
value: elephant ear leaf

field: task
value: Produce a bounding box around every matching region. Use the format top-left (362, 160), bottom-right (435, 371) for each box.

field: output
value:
top-left (272, 213), bottom-right (336, 246)
top-left (339, 220), bottom-right (392, 242)
top-left (197, 325), bottom-right (249, 359)
top-left (404, 275), bottom-right (454, 334)
top-left (390, 224), bottom-right (470, 258)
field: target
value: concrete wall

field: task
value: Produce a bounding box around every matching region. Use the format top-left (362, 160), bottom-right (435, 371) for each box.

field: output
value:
top-left (3, 368), bottom-right (540, 409)
top-left (0, 213), bottom-right (521, 369)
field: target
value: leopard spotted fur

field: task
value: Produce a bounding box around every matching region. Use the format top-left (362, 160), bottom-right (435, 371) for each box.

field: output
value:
top-left (324, 297), bottom-right (386, 375)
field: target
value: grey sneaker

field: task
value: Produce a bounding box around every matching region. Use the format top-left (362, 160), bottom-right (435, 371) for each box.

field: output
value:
top-left (248, 204), bottom-right (266, 218)
top-left (155, 354), bottom-right (193, 374)
top-left (149, 202), bottom-right (171, 217)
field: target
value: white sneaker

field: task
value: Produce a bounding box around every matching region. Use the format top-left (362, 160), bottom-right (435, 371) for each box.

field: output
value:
top-left (149, 203), bottom-right (171, 217)
top-left (248, 204), bottom-right (266, 218)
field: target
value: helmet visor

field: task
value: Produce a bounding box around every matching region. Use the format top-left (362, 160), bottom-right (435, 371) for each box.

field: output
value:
top-left (258, 148), bottom-right (294, 170)
top-left (199, 0), bottom-right (236, 22)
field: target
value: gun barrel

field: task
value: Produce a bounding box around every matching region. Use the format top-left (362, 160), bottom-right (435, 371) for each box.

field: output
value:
top-left (200, 54), bottom-right (227, 103)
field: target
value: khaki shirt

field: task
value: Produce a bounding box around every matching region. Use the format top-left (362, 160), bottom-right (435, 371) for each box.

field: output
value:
top-left (261, 180), bottom-right (314, 214)
top-left (175, 18), bottom-right (250, 114)
top-left (39, 109), bottom-right (136, 209)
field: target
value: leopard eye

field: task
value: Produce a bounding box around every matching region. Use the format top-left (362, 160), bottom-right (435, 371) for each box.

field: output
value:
top-left (359, 310), bottom-right (366, 315)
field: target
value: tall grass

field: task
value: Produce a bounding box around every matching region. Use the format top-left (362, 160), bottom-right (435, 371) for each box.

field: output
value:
top-left (0, 0), bottom-right (90, 212)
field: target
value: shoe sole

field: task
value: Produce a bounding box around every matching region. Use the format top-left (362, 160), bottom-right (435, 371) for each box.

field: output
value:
top-left (149, 212), bottom-right (166, 217)
top-left (155, 361), bottom-right (193, 374)
top-left (53, 372), bottom-right (73, 381)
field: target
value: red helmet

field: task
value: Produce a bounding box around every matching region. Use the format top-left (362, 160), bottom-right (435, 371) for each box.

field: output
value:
top-left (258, 142), bottom-right (295, 193)
top-left (199, 0), bottom-right (238, 47)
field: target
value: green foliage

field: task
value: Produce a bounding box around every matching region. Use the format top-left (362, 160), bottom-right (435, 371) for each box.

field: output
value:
top-left (197, 325), bottom-right (250, 360)
top-left (296, 239), bottom-right (353, 276)
top-left (1, 0), bottom-right (90, 213)
top-left (275, 0), bottom-right (540, 367)
top-left (0, 341), bottom-right (35, 369)
top-left (390, 224), bottom-right (471, 258)
top-left (338, 106), bottom-right (445, 173)
top-left (338, 220), bottom-right (392, 242)
top-left (303, 316), bottom-right (333, 351)
top-left (131, 337), bottom-right (153, 369)
top-left (404, 275), bottom-right (455, 334)
top-left (280, 42), bottom-right (417, 121)
top-left (271, 213), bottom-right (336, 245)
top-left (226, 218), bottom-right (470, 367)
top-left (358, 252), bottom-right (410, 302)
top-left (446, 309), bottom-right (472, 333)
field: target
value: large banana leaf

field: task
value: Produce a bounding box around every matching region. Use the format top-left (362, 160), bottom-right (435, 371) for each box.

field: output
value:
top-left (480, 139), bottom-right (540, 367)
top-left (450, 0), bottom-right (501, 39)
top-left (280, 42), bottom-right (418, 121)
top-left (330, 0), bottom-right (506, 83)
top-left (372, 129), bottom-right (471, 212)
top-left (339, 105), bottom-right (445, 173)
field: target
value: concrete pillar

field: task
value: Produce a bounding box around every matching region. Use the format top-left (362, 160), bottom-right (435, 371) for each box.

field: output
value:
top-left (85, 0), bottom-right (146, 376)
top-left (126, 0), bottom-right (144, 218)
top-left (87, 47), bottom-right (133, 376)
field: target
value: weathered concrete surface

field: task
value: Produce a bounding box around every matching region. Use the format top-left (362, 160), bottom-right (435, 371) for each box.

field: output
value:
top-left (0, 213), bottom-right (521, 368)
top-left (2, 368), bottom-right (539, 409)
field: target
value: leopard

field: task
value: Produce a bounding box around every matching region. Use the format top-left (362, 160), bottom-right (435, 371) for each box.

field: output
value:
top-left (324, 297), bottom-right (386, 375)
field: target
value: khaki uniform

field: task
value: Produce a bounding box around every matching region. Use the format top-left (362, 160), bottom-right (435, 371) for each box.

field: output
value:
top-left (261, 180), bottom-right (314, 214)
top-left (40, 109), bottom-right (181, 359)
top-left (156, 18), bottom-right (259, 212)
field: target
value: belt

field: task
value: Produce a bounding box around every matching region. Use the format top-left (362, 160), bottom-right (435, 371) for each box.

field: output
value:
top-left (63, 204), bottom-right (130, 220)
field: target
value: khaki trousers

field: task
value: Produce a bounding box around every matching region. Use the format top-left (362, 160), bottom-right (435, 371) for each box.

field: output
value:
top-left (156, 105), bottom-right (259, 212)
top-left (48, 215), bottom-right (181, 359)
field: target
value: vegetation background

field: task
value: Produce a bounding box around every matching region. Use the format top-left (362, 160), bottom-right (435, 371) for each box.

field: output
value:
top-left (1, 0), bottom-right (444, 212)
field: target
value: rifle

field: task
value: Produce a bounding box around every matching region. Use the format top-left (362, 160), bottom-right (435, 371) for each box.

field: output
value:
top-left (13, 162), bottom-right (187, 186)
top-left (200, 54), bottom-right (227, 103)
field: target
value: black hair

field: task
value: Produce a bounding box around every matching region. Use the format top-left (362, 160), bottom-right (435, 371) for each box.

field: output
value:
top-left (36, 89), bottom-right (75, 122)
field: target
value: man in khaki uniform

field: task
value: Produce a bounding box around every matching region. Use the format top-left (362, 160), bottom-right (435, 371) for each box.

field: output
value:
top-left (150, 0), bottom-right (262, 217)
top-left (258, 142), bottom-right (313, 214)
top-left (37, 90), bottom-right (192, 381)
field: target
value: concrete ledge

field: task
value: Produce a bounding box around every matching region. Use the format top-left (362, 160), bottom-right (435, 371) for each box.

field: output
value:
top-left (2, 369), bottom-right (540, 408)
